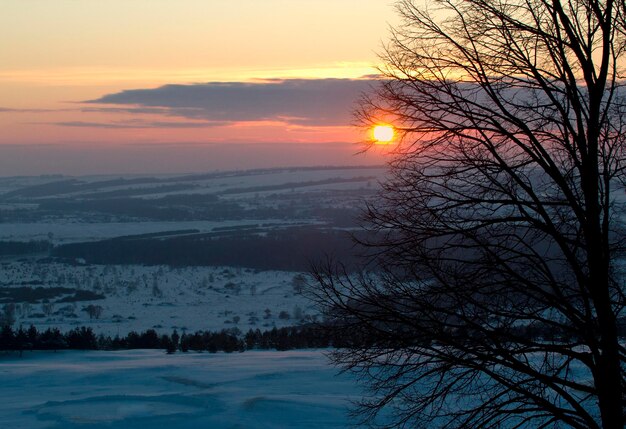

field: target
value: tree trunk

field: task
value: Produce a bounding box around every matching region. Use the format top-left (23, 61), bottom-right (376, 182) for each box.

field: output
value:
top-left (593, 269), bottom-right (623, 429)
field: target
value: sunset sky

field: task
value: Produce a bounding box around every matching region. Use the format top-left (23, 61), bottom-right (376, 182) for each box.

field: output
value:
top-left (0, 0), bottom-right (396, 175)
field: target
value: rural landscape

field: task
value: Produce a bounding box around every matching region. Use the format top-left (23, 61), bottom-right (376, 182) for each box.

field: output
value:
top-left (2, 0), bottom-right (626, 428)
top-left (0, 166), bottom-right (383, 334)
top-left (0, 166), bottom-right (387, 428)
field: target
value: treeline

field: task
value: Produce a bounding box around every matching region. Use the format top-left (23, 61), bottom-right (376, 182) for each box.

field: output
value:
top-left (4, 320), bottom-right (623, 356)
top-left (37, 195), bottom-right (240, 222)
top-left (53, 227), bottom-right (364, 271)
top-left (0, 240), bottom-right (52, 256)
top-left (0, 324), bottom-right (352, 355)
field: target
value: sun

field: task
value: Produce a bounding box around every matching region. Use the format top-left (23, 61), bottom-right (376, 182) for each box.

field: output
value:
top-left (373, 125), bottom-right (395, 143)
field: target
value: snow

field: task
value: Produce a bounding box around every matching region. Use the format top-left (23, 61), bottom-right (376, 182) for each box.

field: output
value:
top-left (1, 262), bottom-right (316, 335)
top-left (0, 349), bottom-right (360, 428)
top-left (0, 167), bottom-right (382, 428)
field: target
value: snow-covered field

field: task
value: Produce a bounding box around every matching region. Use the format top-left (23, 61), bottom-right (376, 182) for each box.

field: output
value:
top-left (0, 168), bottom-right (386, 428)
top-left (0, 349), bottom-right (361, 428)
top-left (1, 262), bottom-right (315, 335)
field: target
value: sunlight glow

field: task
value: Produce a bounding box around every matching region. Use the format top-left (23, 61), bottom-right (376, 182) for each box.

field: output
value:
top-left (373, 125), bottom-right (394, 143)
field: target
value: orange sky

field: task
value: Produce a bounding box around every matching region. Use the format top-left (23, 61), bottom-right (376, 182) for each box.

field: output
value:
top-left (0, 0), bottom-right (397, 174)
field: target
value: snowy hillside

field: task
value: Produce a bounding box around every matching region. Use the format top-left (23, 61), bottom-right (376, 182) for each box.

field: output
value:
top-left (0, 349), bottom-right (364, 428)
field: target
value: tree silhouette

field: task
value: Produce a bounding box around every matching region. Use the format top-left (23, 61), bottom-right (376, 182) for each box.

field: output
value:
top-left (313, 0), bottom-right (626, 427)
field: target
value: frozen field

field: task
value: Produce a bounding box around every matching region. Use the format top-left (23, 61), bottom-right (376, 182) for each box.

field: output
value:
top-left (0, 349), bottom-right (360, 429)
top-left (0, 262), bottom-right (315, 335)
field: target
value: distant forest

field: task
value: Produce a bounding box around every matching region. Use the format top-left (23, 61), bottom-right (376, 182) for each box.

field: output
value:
top-left (0, 324), bottom-right (345, 355)
top-left (0, 240), bottom-right (52, 256)
top-left (3, 319), bottom-right (626, 356)
top-left (0, 226), bottom-right (369, 271)
top-left (51, 227), bottom-right (367, 271)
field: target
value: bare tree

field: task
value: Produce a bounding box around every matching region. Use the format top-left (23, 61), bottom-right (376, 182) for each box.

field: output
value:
top-left (313, 0), bottom-right (626, 428)
top-left (84, 304), bottom-right (103, 320)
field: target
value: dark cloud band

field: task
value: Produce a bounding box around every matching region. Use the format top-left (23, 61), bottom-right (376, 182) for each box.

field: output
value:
top-left (86, 78), bottom-right (378, 126)
top-left (47, 120), bottom-right (229, 129)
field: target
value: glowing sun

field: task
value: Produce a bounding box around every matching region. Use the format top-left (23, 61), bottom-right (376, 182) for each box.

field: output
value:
top-left (373, 125), bottom-right (394, 143)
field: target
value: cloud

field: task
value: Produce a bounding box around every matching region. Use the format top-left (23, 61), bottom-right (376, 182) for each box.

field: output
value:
top-left (80, 106), bottom-right (172, 115)
top-left (0, 107), bottom-right (59, 113)
top-left (86, 78), bottom-right (378, 126)
top-left (36, 120), bottom-right (230, 129)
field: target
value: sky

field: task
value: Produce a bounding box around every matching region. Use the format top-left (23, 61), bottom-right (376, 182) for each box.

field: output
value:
top-left (0, 0), bottom-right (398, 176)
